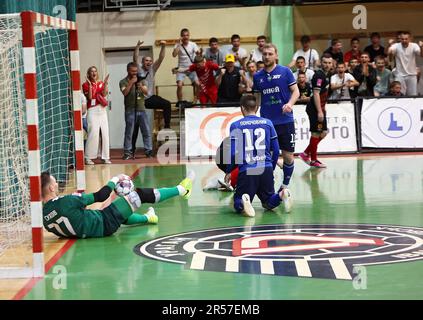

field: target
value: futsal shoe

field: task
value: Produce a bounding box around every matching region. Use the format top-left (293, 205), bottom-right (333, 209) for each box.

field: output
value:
top-left (241, 194), bottom-right (255, 217)
top-left (145, 207), bottom-right (158, 224)
top-left (298, 152), bottom-right (311, 165)
top-left (179, 170), bottom-right (196, 200)
top-left (281, 188), bottom-right (293, 213)
top-left (217, 178), bottom-right (234, 192)
top-left (310, 160), bottom-right (327, 168)
top-left (203, 177), bottom-right (219, 191)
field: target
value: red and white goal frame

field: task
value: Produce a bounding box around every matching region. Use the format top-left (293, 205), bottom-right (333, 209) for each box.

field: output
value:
top-left (0, 11), bottom-right (85, 279)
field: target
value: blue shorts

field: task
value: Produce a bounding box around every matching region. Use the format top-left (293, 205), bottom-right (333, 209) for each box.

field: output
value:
top-left (176, 71), bottom-right (198, 83)
top-left (274, 122), bottom-right (296, 153)
top-left (234, 166), bottom-right (275, 206)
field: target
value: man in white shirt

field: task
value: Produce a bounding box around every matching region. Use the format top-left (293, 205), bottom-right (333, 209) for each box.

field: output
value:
top-left (387, 31), bottom-right (423, 95)
top-left (293, 56), bottom-right (315, 84)
top-left (289, 35), bottom-right (320, 70)
top-left (330, 62), bottom-right (359, 100)
top-left (172, 28), bottom-right (202, 102)
top-left (250, 35), bottom-right (267, 63)
top-left (221, 34), bottom-right (248, 69)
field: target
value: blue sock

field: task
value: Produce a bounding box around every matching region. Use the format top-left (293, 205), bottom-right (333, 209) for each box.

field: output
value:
top-left (265, 193), bottom-right (282, 210)
top-left (234, 197), bottom-right (244, 213)
top-left (283, 162), bottom-right (295, 187)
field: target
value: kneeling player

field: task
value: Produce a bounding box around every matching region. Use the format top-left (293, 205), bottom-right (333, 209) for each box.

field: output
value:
top-left (227, 95), bottom-right (289, 217)
top-left (41, 171), bottom-right (194, 238)
top-left (215, 137), bottom-right (239, 191)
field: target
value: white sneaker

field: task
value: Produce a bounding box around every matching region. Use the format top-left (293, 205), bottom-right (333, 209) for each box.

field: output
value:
top-left (281, 188), bottom-right (293, 213)
top-left (217, 178), bottom-right (234, 192)
top-left (144, 207), bottom-right (158, 224)
top-left (203, 177), bottom-right (219, 191)
top-left (85, 159), bottom-right (94, 165)
top-left (241, 194), bottom-right (255, 217)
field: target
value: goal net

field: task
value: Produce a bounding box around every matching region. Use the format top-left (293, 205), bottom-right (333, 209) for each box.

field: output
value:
top-left (0, 12), bottom-right (84, 278)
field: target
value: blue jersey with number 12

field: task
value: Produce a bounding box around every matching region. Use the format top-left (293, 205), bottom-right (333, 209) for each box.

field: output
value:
top-left (253, 65), bottom-right (296, 125)
top-left (229, 115), bottom-right (279, 173)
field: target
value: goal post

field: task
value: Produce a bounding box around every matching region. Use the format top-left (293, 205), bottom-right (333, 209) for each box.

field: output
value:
top-left (0, 11), bottom-right (85, 279)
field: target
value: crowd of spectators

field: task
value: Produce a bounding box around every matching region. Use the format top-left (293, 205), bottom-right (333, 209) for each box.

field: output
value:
top-left (170, 30), bottom-right (422, 106)
top-left (81, 29), bottom-right (423, 163)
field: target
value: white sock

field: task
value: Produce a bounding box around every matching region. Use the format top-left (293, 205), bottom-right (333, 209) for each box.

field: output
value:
top-left (177, 185), bottom-right (186, 196)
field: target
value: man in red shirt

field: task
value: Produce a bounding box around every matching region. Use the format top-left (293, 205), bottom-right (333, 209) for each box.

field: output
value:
top-left (344, 37), bottom-right (361, 65)
top-left (185, 55), bottom-right (219, 104)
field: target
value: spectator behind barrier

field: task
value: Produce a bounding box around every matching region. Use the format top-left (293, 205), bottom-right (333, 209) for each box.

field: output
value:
top-left (364, 32), bottom-right (386, 62)
top-left (353, 52), bottom-right (377, 97)
top-left (221, 34), bottom-right (249, 70)
top-left (330, 62), bottom-right (359, 100)
top-left (250, 35), bottom-right (267, 63)
top-left (297, 71), bottom-right (312, 103)
top-left (216, 53), bottom-right (244, 104)
top-left (293, 56), bottom-right (315, 84)
top-left (374, 55), bottom-right (392, 97)
top-left (172, 28), bottom-right (202, 103)
top-left (344, 37), bottom-right (361, 65)
top-left (387, 31), bottom-right (423, 96)
top-left (289, 35), bottom-right (320, 71)
top-left (323, 39), bottom-right (344, 67)
top-left (385, 81), bottom-right (404, 97)
top-left (204, 37), bottom-right (224, 67)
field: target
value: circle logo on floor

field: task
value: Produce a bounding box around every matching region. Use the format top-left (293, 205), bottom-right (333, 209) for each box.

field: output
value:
top-left (134, 224), bottom-right (423, 280)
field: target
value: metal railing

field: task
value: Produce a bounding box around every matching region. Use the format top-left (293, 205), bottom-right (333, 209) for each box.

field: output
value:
top-left (104, 0), bottom-right (171, 10)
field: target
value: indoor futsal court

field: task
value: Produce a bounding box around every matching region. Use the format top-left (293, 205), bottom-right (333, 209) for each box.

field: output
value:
top-left (1, 0), bottom-right (423, 303)
top-left (3, 154), bottom-right (423, 300)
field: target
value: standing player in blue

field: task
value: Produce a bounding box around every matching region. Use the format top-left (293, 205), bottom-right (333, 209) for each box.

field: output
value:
top-left (227, 95), bottom-right (286, 217)
top-left (253, 43), bottom-right (300, 212)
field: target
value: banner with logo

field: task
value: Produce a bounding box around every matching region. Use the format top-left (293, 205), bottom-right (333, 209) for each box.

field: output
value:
top-left (184, 107), bottom-right (243, 157)
top-left (294, 103), bottom-right (357, 153)
top-left (185, 103), bottom-right (357, 157)
top-left (361, 98), bottom-right (423, 148)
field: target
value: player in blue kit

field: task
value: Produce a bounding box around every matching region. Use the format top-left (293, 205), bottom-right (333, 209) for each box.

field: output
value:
top-left (253, 43), bottom-right (300, 212)
top-left (226, 95), bottom-right (287, 217)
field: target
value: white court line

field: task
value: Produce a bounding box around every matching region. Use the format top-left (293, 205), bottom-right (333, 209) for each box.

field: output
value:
top-left (329, 258), bottom-right (352, 280)
top-left (190, 252), bottom-right (206, 270)
top-left (225, 257), bottom-right (239, 272)
top-left (295, 259), bottom-right (312, 277)
top-left (260, 260), bottom-right (275, 275)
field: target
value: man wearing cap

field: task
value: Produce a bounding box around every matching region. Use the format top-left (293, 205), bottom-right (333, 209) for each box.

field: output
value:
top-left (216, 53), bottom-right (246, 104)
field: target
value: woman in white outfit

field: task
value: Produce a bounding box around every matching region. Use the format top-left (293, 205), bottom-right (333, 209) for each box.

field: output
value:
top-left (82, 66), bottom-right (111, 164)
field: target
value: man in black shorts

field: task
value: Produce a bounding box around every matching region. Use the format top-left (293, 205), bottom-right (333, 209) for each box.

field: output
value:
top-left (299, 53), bottom-right (333, 168)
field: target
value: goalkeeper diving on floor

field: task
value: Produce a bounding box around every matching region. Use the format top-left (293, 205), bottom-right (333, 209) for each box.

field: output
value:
top-left (40, 171), bottom-right (195, 238)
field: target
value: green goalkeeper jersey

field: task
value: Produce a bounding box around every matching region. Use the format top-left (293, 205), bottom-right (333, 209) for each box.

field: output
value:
top-left (43, 192), bottom-right (104, 238)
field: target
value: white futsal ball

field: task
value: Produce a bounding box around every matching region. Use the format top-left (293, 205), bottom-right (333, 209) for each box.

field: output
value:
top-left (115, 175), bottom-right (134, 197)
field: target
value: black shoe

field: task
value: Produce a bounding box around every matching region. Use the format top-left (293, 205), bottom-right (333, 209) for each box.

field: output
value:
top-left (145, 150), bottom-right (154, 158)
top-left (122, 154), bottom-right (132, 160)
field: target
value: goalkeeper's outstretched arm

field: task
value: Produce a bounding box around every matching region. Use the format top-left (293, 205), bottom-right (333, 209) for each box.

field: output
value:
top-left (80, 176), bottom-right (120, 205)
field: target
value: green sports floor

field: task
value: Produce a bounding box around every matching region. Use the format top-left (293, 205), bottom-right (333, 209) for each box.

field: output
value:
top-left (22, 155), bottom-right (423, 300)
